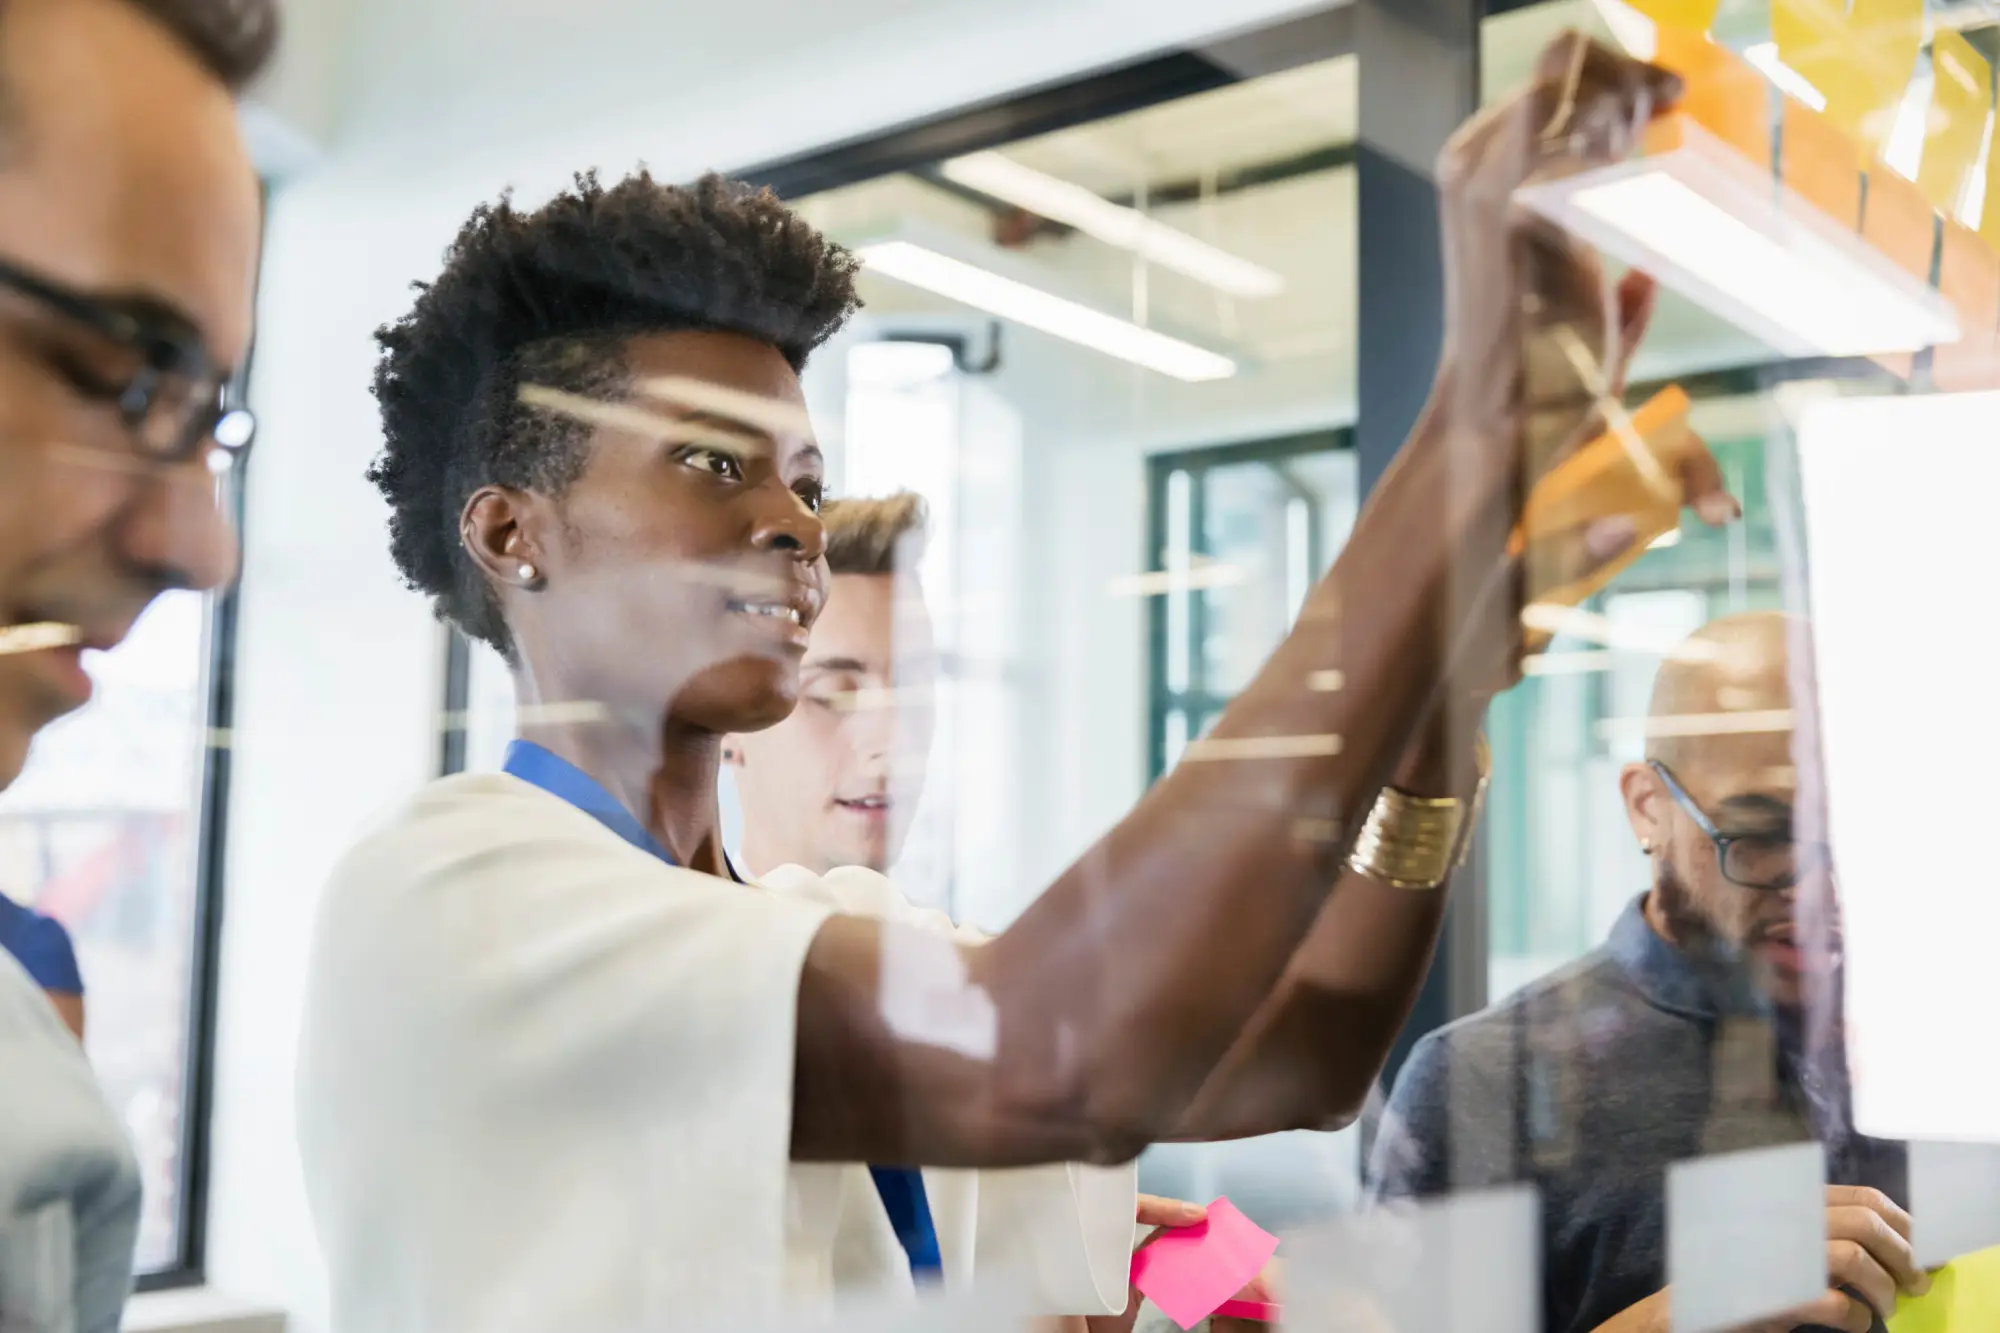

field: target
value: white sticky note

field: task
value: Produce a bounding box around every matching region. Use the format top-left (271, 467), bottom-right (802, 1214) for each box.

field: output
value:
top-left (1796, 392), bottom-right (2000, 1143)
top-left (1910, 1139), bottom-right (2000, 1268)
top-left (1282, 1186), bottom-right (1538, 1333)
top-left (1666, 1142), bottom-right (1825, 1333)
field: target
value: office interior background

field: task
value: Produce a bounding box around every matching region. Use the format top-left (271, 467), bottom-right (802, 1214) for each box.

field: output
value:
top-left (7, 0), bottom-right (1999, 1328)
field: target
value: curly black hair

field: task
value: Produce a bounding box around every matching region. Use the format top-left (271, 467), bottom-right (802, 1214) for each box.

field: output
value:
top-left (367, 170), bottom-right (862, 657)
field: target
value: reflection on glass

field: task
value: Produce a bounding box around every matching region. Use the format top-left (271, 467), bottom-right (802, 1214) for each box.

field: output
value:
top-left (0, 590), bottom-right (211, 1273)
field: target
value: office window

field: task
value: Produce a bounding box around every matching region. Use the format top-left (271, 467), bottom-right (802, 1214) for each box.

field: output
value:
top-left (1146, 434), bottom-right (1358, 780)
top-left (0, 575), bottom-right (234, 1278)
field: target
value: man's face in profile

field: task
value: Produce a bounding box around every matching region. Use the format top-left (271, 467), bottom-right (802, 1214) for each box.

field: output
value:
top-left (0, 0), bottom-right (259, 785)
top-left (1629, 727), bottom-right (1840, 1010)
top-left (1620, 614), bottom-right (1844, 1011)
top-left (729, 570), bottom-right (937, 875)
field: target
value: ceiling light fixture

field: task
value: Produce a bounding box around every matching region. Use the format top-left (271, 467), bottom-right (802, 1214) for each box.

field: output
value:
top-left (940, 151), bottom-right (1286, 298)
top-left (859, 240), bottom-right (1238, 382)
top-left (1515, 116), bottom-right (1961, 359)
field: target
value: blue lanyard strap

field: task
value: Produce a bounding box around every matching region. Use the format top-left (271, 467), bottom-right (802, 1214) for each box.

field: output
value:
top-left (869, 1165), bottom-right (943, 1283)
top-left (500, 739), bottom-right (944, 1284)
top-left (501, 740), bottom-right (674, 862)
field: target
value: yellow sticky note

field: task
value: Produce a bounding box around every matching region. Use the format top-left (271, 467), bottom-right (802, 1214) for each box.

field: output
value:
top-left (1623, 0), bottom-right (1722, 28)
top-left (1775, 0), bottom-right (1923, 154)
top-left (1918, 31), bottom-right (1992, 217)
top-left (1888, 1247), bottom-right (2000, 1332)
top-left (1982, 116), bottom-right (2000, 250)
top-left (1848, 0), bottom-right (1926, 149)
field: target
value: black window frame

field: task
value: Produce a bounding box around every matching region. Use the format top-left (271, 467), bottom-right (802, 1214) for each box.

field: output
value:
top-left (129, 188), bottom-right (265, 1294)
top-left (1144, 429), bottom-right (1355, 783)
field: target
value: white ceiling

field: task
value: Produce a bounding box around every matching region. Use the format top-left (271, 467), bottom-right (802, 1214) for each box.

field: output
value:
top-left (242, 0), bottom-right (1349, 189)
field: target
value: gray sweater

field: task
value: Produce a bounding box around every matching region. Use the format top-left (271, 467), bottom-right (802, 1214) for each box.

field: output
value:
top-left (0, 950), bottom-right (139, 1333)
top-left (1366, 898), bottom-right (1904, 1333)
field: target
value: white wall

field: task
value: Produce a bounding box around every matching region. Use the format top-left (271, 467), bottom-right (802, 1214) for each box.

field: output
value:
top-left (208, 3), bottom-right (1350, 1327)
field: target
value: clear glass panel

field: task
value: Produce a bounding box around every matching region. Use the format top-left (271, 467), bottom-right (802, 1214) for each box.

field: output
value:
top-left (785, 45), bottom-right (1363, 1233)
top-left (1382, 6), bottom-right (1979, 1333)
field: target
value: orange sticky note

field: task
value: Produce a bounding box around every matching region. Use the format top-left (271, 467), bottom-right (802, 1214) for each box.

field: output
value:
top-left (1513, 386), bottom-right (1702, 626)
top-left (1864, 167), bottom-right (1938, 282)
top-left (1783, 100), bottom-right (1863, 228)
top-left (1652, 29), bottom-right (1773, 170)
top-left (1516, 386), bottom-right (1694, 547)
top-left (1918, 31), bottom-right (1992, 218)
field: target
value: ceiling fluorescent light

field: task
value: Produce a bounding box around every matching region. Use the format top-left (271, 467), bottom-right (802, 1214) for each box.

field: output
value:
top-left (1515, 116), bottom-right (1960, 359)
top-left (941, 151), bottom-right (1285, 298)
top-left (859, 240), bottom-right (1238, 382)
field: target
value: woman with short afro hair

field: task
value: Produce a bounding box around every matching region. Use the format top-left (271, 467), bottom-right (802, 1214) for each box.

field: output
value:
top-left (298, 51), bottom-right (1729, 1326)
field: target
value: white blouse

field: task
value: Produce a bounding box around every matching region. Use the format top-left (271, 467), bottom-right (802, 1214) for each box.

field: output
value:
top-left (298, 772), bottom-right (1135, 1332)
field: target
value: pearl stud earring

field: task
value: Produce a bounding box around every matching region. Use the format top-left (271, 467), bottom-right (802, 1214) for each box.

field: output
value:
top-left (1639, 838), bottom-right (1653, 854)
top-left (517, 563), bottom-right (539, 584)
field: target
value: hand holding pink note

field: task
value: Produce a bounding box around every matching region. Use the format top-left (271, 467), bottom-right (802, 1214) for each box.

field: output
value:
top-left (1128, 1196), bottom-right (1280, 1330)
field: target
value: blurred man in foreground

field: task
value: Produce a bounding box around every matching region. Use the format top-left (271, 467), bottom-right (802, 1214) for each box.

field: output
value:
top-left (1369, 612), bottom-right (1918, 1333)
top-left (726, 490), bottom-right (933, 878)
top-left (0, 1), bottom-right (272, 1329)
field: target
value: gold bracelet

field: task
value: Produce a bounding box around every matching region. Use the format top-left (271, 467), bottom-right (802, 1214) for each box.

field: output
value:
top-left (1347, 733), bottom-right (1492, 891)
top-left (1347, 790), bottom-right (1466, 890)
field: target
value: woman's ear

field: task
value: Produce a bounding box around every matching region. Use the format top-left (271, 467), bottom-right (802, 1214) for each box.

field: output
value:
top-left (462, 486), bottom-right (543, 590)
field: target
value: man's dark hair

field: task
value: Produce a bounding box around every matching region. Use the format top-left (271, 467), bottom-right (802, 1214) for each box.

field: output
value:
top-left (368, 170), bottom-right (862, 657)
top-left (124, 0), bottom-right (281, 91)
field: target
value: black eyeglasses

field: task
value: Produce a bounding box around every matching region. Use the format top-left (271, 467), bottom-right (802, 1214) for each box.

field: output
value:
top-left (1649, 760), bottom-right (1829, 891)
top-left (0, 254), bottom-right (254, 464)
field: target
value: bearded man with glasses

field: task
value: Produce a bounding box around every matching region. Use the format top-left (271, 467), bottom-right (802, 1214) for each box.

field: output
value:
top-left (1368, 612), bottom-right (1917, 1333)
top-left (0, 2), bottom-right (274, 1331)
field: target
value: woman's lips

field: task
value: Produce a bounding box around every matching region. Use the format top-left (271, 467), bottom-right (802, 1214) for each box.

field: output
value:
top-left (726, 598), bottom-right (810, 647)
top-left (835, 795), bottom-right (890, 821)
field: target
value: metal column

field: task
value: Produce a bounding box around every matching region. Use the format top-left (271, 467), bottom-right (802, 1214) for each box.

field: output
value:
top-left (1353, 0), bottom-right (1488, 1089)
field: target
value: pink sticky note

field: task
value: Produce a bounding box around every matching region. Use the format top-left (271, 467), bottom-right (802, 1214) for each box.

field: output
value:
top-left (1213, 1297), bottom-right (1281, 1323)
top-left (1129, 1197), bottom-right (1280, 1331)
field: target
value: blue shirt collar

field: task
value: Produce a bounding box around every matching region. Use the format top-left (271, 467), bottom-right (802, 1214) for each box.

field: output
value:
top-left (1605, 893), bottom-right (1771, 1022)
top-left (502, 739), bottom-right (677, 864)
top-left (502, 739), bottom-right (747, 881)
